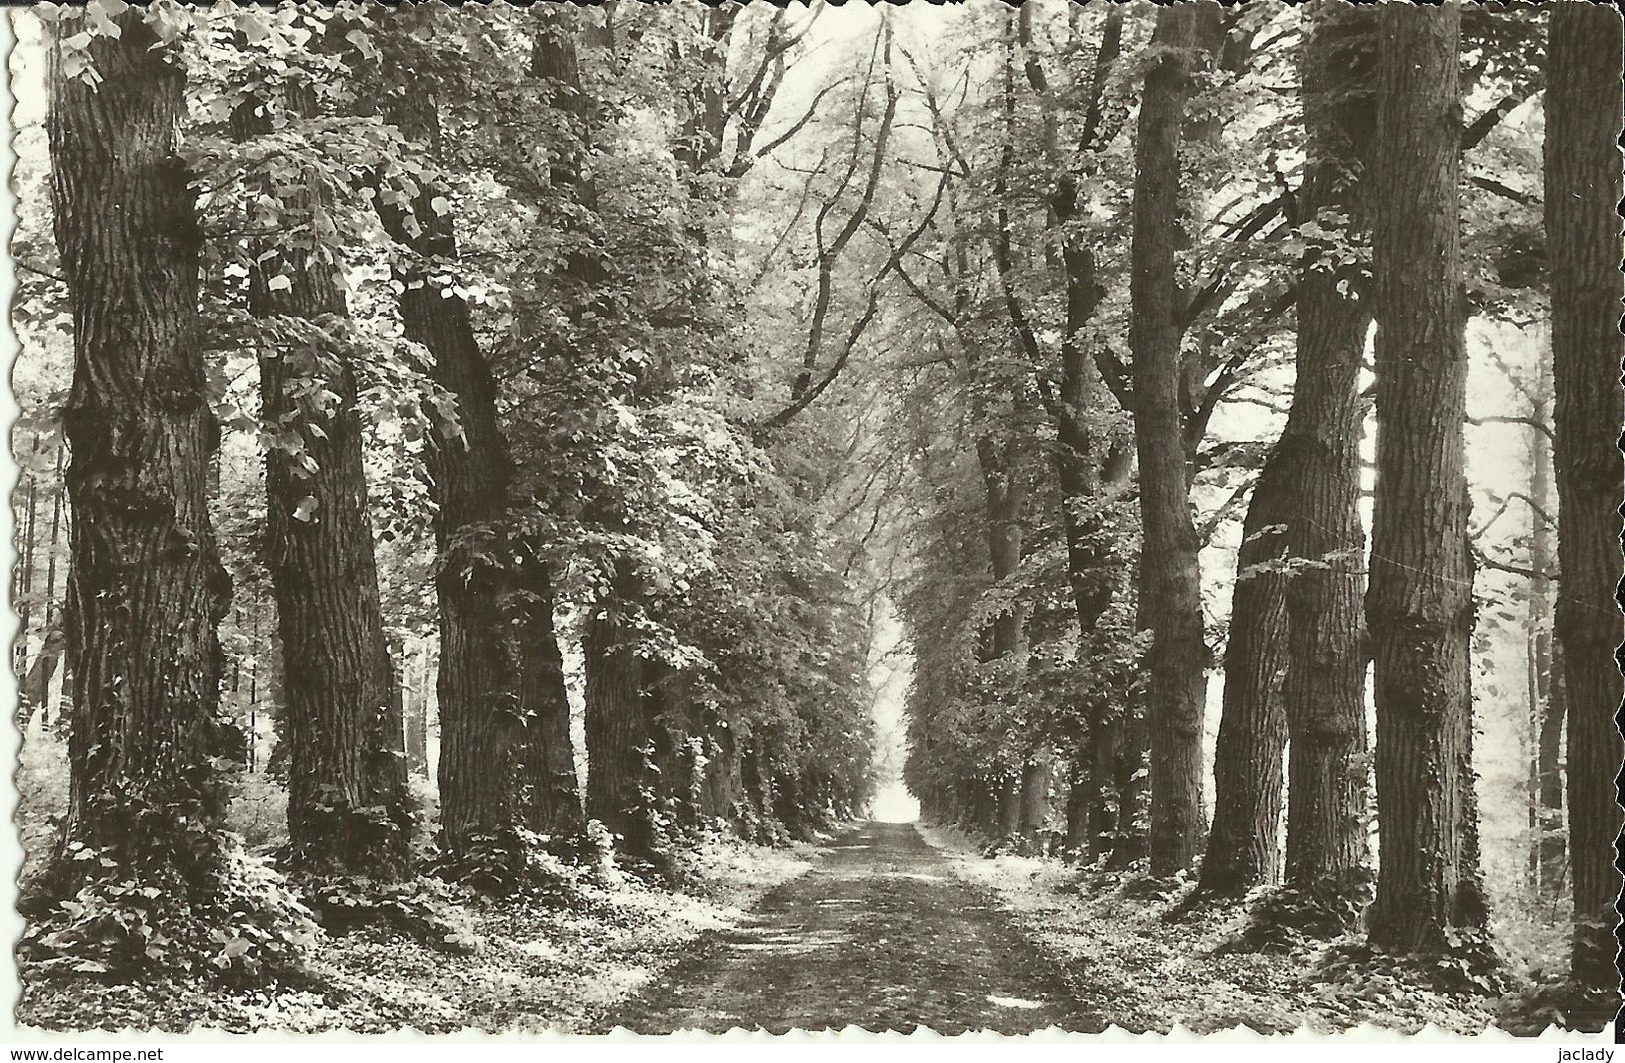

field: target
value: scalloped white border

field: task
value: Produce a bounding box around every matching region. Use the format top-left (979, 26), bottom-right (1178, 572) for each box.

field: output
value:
top-left (0, 0), bottom-right (1619, 1046)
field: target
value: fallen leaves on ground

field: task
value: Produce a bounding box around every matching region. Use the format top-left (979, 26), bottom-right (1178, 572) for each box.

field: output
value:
top-left (919, 824), bottom-right (1504, 1036)
top-left (16, 832), bottom-right (819, 1034)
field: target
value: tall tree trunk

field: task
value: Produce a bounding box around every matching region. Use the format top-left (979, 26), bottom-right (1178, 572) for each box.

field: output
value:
top-left (1537, 642), bottom-right (1567, 895)
top-left (15, 460), bottom-right (39, 685)
top-left (1128, 3), bottom-right (1220, 876)
top-left (1523, 384), bottom-right (1566, 895)
top-left (1063, 758), bottom-right (1091, 854)
top-left (520, 595), bottom-right (585, 842)
top-left (1021, 6), bottom-right (1132, 863)
top-left (1365, 3), bottom-right (1483, 953)
top-left (376, 82), bottom-right (582, 860)
top-left (1545, 0), bottom-right (1625, 996)
top-left (585, 571), bottom-right (657, 860)
top-left (22, 627), bottom-right (65, 721)
top-left (974, 434), bottom-right (1027, 844)
top-left (47, 9), bottom-right (238, 919)
top-left (39, 447), bottom-right (67, 727)
top-left (1279, 1), bottom-right (1377, 907)
top-left (976, 436), bottom-right (1028, 664)
top-left (405, 650), bottom-right (429, 779)
top-left (1018, 756), bottom-right (1051, 845)
top-left (529, 9), bottom-right (660, 862)
top-left (1199, 468), bottom-right (1291, 893)
top-left (233, 93), bottom-right (410, 881)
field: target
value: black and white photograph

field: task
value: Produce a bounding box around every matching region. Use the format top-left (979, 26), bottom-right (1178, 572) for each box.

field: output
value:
top-left (4, 0), bottom-right (1622, 1040)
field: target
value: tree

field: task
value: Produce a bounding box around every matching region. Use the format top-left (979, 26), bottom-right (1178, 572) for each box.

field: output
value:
top-left (1277, 1), bottom-right (1378, 916)
top-left (231, 85), bottom-right (412, 881)
top-left (1008, 2), bottom-right (1139, 861)
top-left (1366, 1), bottom-right (1487, 954)
top-left (1544, 0), bottom-right (1624, 997)
top-left (1198, 464), bottom-right (1290, 894)
top-left (521, 10), bottom-right (663, 864)
top-left (35, 6), bottom-right (306, 977)
top-left (374, 27), bottom-right (583, 871)
top-left (1127, 2), bottom-right (1223, 876)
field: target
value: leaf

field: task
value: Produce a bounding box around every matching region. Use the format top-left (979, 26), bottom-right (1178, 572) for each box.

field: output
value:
top-left (235, 8), bottom-right (271, 45)
top-left (266, 274), bottom-right (293, 293)
top-left (292, 496), bottom-right (318, 522)
top-left (429, 196), bottom-right (451, 216)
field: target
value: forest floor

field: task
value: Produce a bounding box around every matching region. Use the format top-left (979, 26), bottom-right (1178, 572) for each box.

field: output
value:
top-left (14, 832), bottom-right (822, 1033)
top-left (16, 815), bottom-right (1605, 1035)
top-left (918, 824), bottom-right (1564, 1035)
top-left (597, 821), bottom-right (1086, 1033)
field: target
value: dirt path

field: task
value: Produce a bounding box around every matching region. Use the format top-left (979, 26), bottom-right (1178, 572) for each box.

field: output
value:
top-left (596, 821), bottom-right (1101, 1034)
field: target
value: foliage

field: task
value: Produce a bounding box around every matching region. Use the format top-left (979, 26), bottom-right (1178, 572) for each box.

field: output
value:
top-left (20, 837), bottom-right (318, 986)
top-left (17, 833), bottom-right (819, 1034)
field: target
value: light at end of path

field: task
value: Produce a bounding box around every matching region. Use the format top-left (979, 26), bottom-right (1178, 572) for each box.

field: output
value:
top-left (871, 781), bottom-right (920, 823)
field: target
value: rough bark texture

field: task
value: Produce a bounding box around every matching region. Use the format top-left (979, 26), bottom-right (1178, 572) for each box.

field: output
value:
top-left (234, 96), bottom-right (410, 881)
top-left (1366, 3), bottom-right (1484, 953)
top-left (519, 598), bottom-right (584, 841)
top-left (527, 10), bottom-right (660, 861)
top-left (1545, 1), bottom-right (1625, 994)
top-left (1128, 2), bottom-right (1221, 876)
top-left (1063, 759), bottom-right (1091, 853)
top-left (1199, 466), bottom-right (1291, 894)
top-left (48, 14), bottom-right (236, 881)
top-left (1280, 1), bottom-right (1376, 899)
top-left (377, 84), bottom-right (583, 857)
top-left (585, 571), bottom-right (658, 860)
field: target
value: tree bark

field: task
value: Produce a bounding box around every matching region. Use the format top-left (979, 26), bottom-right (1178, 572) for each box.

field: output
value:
top-left (1280, 1), bottom-right (1377, 904)
top-left (976, 436), bottom-right (1028, 664)
top-left (585, 570), bottom-right (658, 860)
top-left (48, 11), bottom-right (237, 896)
top-left (528, 9), bottom-right (664, 862)
top-left (1366, 2), bottom-right (1484, 953)
top-left (233, 94), bottom-right (410, 881)
top-left (15, 462), bottom-right (38, 684)
top-left (1018, 756), bottom-right (1052, 846)
top-left (376, 80), bottom-right (583, 859)
top-left (1545, 0), bottom-right (1625, 995)
top-left (1063, 758), bottom-right (1091, 854)
top-left (1017, 6), bottom-right (1134, 864)
top-left (1199, 467), bottom-right (1291, 894)
top-left (1128, 2), bottom-right (1221, 876)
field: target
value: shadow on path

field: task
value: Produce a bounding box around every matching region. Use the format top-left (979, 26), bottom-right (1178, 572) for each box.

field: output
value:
top-left (596, 821), bottom-right (1103, 1034)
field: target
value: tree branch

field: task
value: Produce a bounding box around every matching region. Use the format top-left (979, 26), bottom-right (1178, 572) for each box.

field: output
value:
top-left (1462, 90), bottom-right (1532, 152)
